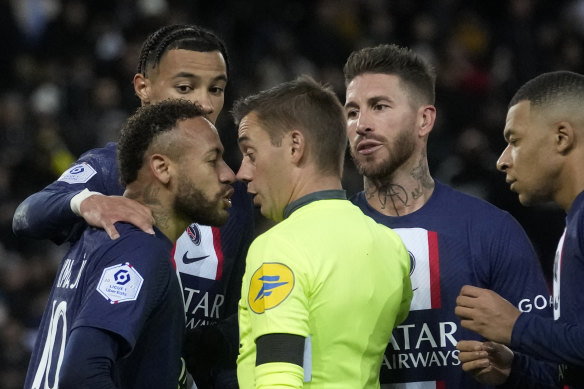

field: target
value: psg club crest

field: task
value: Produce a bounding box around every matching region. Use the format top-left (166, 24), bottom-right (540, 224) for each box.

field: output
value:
top-left (97, 262), bottom-right (144, 304)
top-left (408, 251), bottom-right (416, 276)
top-left (186, 223), bottom-right (202, 246)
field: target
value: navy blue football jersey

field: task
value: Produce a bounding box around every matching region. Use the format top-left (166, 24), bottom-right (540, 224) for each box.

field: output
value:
top-left (13, 142), bottom-right (254, 331)
top-left (352, 180), bottom-right (552, 389)
top-left (24, 223), bottom-right (184, 388)
top-left (508, 190), bottom-right (584, 388)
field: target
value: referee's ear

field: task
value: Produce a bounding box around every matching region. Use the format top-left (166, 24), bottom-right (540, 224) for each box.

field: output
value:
top-left (289, 130), bottom-right (305, 165)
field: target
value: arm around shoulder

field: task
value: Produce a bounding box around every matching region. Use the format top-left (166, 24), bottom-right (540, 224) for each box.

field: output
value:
top-left (13, 144), bottom-right (120, 244)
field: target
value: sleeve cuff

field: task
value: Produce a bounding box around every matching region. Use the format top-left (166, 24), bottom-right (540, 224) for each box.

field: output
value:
top-left (70, 188), bottom-right (102, 216)
top-left (510, 312), bottom-right (530, 349)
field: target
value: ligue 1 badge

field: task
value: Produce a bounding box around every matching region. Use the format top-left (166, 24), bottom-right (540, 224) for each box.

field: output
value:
top-left (58, 162), bottom-right (97, 184)
top-left (97, 262), bottom-right (144, 304)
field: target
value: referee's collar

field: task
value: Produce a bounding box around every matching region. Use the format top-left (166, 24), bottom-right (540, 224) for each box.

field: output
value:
top-left (283, 189), bottom-right (347, 219)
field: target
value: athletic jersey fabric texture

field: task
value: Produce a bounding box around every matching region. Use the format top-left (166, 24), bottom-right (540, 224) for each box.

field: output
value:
top-left (508, 190), bottom-right (584, 388)
top-left (13, 141), bottom-right (254, 334)
top-left (351, 180), bottom-right (552, 389)
top-left (237, 190), bottom-right (412, 389)
top-left (24, 223), bottom-right (184, 388)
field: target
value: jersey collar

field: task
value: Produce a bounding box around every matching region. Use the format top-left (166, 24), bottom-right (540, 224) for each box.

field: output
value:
top-left (284, 189), bottom-right (347, 219)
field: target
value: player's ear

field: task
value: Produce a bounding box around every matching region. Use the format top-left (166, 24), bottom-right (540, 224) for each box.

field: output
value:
top-left (555, 121), bottom-right (574, 154)
top-left (289, 130), bottom-right (305, 164)
top-left (134, 73), bottom-right (151, 105)
top-left (418, 105), bottom-right (436, 137)
top-left (150, 154), bottom-right (172, 184)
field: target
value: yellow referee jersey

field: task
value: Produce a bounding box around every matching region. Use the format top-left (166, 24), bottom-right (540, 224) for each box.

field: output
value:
top-left (238, 191), bottom-right (412, 388)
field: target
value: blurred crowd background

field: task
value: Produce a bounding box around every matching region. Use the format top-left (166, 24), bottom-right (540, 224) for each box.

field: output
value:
top-left (0, 0), bottom-right (581, 386)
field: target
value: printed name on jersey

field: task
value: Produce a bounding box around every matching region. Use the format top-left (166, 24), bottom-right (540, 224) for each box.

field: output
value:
top-left (248, 263), bottom-right (294, 314)
top-left (394, 228), bottom-right (441, 310)
top-left (97, 262), bottom-right (144, 304)
top-left (57, 162), bottom-right (97, 184)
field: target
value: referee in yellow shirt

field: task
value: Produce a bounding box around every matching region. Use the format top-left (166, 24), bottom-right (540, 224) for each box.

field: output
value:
top-left (232, 75), bottom-right (412, 389)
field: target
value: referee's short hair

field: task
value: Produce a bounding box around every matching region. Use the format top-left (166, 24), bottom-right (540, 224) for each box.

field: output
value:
top-left (232, 75), bottom-right (347, 177)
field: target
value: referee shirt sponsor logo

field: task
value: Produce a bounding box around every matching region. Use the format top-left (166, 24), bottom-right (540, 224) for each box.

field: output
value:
top-left (248, 263), bottom-right (294, 314)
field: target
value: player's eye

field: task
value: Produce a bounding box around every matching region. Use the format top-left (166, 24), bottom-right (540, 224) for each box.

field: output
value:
top-left (209, 86), bottom-right (225, 95)
top-left (346, 109), bottom-right (358, 119)
top-left (176, 84), bottom-right (193, 93)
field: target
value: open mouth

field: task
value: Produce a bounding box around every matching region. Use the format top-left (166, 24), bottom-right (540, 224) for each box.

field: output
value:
top-left (356, 140), bottom-right (382, 155)
top-left (223, 189), bottom-right (234, 207)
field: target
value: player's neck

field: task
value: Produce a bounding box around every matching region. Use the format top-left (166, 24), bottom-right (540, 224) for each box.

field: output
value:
top-left (151, 211), bottom-right (187, 242)
top-left (363, 168), bottom-right (434, 217)
top-left (124, 183), bottom-right (184, 241)
top-left (558, 157), bottom-right (584, 212)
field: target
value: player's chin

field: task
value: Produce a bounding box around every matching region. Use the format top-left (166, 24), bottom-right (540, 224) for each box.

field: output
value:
top-left (212, 209), bottom-right (230, 226)
top-left (517, 189), bottom-right (539, 207)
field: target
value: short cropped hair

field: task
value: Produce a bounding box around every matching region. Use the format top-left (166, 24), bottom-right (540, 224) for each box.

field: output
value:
top-left (343, 44), bottom-right (436, 106)
top-left (509, 71), bottom-right (584, 110)
top-left (231, 75), bottom-right (347, 177)
top-left (137, 24), bottom-right (230, 79)
top-left (118, 99), bottom-right (206, 186)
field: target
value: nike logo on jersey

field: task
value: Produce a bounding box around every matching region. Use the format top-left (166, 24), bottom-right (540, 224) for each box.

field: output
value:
top-left (182, 252), bottom-right (209, 264)
top-left (254, 275), bottom-right (288, 302)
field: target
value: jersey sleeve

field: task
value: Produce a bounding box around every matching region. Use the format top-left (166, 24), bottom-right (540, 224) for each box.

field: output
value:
top-left (243, 235), bottom-right (310, 340)
top-left (501, 351), bottom-right (560, 388)
top-left (59, 326), bottom-right (120, 389)
top-left (12, 143), bottom-right (122, 244)
top-left (395, 236), bottom-right (413, 326)
top-left (73, 231), bottom-right (174, 352)
top-left (511, 312), bottom-right (584, 367)
top-left (239, 234), bottom-right (310, 389)
top-left (478, 211), bottom-right (552, 317)
top-left (222, 181), bottom-right (255, 319)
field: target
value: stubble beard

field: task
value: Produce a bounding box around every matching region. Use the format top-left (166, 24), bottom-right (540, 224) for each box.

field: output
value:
top-left (174, 177), bottom-right (229, 227)
top-left (350, 129), bottom-right (416, 182)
